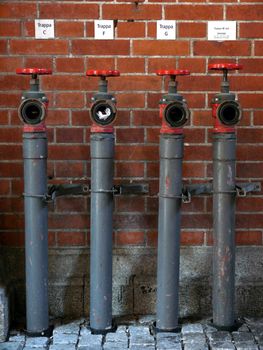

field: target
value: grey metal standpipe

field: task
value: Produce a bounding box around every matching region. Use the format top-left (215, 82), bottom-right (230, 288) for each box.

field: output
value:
top-left (155, 69), bottom-right (190, 332)
top-left (209, 63), bottom-right (243, 330)
top-left (16, 67), bottom-right (52, 336)
top-left (86, 69), bottom-right (120, 334)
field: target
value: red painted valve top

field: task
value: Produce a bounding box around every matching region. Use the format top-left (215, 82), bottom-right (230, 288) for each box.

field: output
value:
top-left (156, 69), bottom-right (190, 134)
top-left (86, 70), bottom-right (120, 133)
top-left (208, 63), bottom-right (242, 133)
top-left (16, 68), bottom-right (52, 132)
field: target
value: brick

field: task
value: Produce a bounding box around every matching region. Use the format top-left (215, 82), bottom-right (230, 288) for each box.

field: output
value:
top-left (240, 23), bottom-right (263, 39)
top-left (133, 40), bottom-right (189, 56)
top-left (237, 197), bottom-right (263, 212)
top-left (181, 231), bottom-right (205, 245)
top-left (117, 22), bottom-right (145, 38)
top-left (181, 214), bottom-right (211, 229)
top-left (111, 75), bottom-right (161, 91)
top-left (56, 93), bottom-right (85, 108)
top-left (46, 110), bottom-right (69, 126)
top-left (255, 41), bottom-right (263, 56)
top-left (0, 162), bottom-right (22, 178)
top-left (254, 111), bottom-right (263, 125)
top-left (56, 58), bottom-right (85, 73)
top-left (227, 5), bottom-right (263, 20)
top-left (72, 40), bottom-right (130, 55)
top-left (0, 145), bottom-right (21, 159)
top-left (0, 127), bottom-right (20, 142)
top-left (40, 3), bottom-right (98, 19)
top-left (56, 127), bottom-right (84, 143)
top-left (57, 231), bottom-right (86, 246)
top-left (146, 231), bottom-right (158, 246)
top-left (87, 57), bottom-right (115, 71)
top-left (117, 58), bottom-right (145, 73)
top-left (239, 59), bottom-right (263, 73)
top-left (148, 58), bottom-right (176, 73)
top-left (239, 94), bottom-right (263, 108)
top-left (23, 21), bottom-right (34, 37)
top-left (24, 57), bottom-right (53, 70)
top-left (115, 145), bottom-right (158, 161)
top-left (133, 110), bottom-right (159, 126)
top-left (114, 214), bottom-right (157, 230)
top-left (165, 5), bottom-right (223, 20)
top-left (0, 76), bottom-right (27, 90)
top-left (55, 161), bottom-right (85, 178)
top-left (10, 40), bottom-right (68, 55)
top-left (178, 58), bottom-right (206, 73)
top-left (115, 231), bottom-right (145, 245)
top-left (193, 41), bottom-right (250, 56)
top-left (231, 76), bottom-right (262, 91)
top-left (237, 214), bottom-right (263, 229)
top-left (115, 197), bottom-right (145, 212)
top-left (56, 21), bottom-right (84, 37)
top-left (238, 128), bottom-right (263, 143)
top-left (0, 57), bottom-right (22, 72)
top-left (0, 40), bottom-right (7, 54)
top-left (115, 161), bottom-right (144, 178)
top-left (117, 93), bottom-right (145, 108)
top-left (49, 145), bottom-right (89, 160)
top-left (0, 2), bottom-right (36, 18)
top-left (178, 22), bottom-right (206, 38)
top-left (103, 4), bottom-right (162, 20)
top-left (0, 21), bottom-right (20, 36)
top-left (42, 75), bottom-right (93, 91)
top-left (116, 128), bottom-right (144, 143)
top-left (180, 76), bottom-right (220, 91)
top-left (49, 214), bottom-right (88, 230)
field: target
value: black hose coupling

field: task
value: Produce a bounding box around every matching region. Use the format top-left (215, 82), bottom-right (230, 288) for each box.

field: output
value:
top-left (164, 100), bottom-right (190, 128)
top-left (217, 100), bottom-right (242, 126)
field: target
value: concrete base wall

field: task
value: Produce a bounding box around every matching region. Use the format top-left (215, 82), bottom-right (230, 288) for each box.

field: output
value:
top-left (1, 247), bottom-right (263, 321)
top-left (0, 286), bottom-right (9, 341)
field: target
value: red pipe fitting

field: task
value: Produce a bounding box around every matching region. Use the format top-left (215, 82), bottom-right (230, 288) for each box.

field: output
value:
top-left (86, 70), bottom-right (120, 133)
top-left (16, 68), bottom-right (52, 133)
top-left (208, 63), bottom-right (242, 133)
top-left (156, 69), bottom-right (190, 135)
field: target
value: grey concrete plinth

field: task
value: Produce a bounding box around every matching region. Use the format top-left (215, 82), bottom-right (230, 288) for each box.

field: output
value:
top-left (23, 347), bottom-right (47, 350)
top-left (210, 342), bottom-right (235, 350)
top-left (183, 332), bottom-right (206, 345)
top-left (52, 333), bottom-right (78, 345)
top-left (25, 337), bottom-right (49, 347)
top-left (103, 343), bottom-right (127, 349)
top-left (130, 346), bottom-right (155, 350)
top-left (78, 346), bottom-right (101, 350)
top-left (0, 343), bottom-right (23, 350)
top-left (0, 287), bottom-right (9, 342)
top-left (105, 326), bottom-right (128, 346)
top-left (129, 326), bottom-right (155, 347)
top-left (8, 335), bottom-right (25, 343)
top-left (232, 331), bottom-right (255, 343)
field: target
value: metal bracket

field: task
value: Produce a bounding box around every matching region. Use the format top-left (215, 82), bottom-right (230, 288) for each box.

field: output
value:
top-left (236, 182), bottom-right (261, 197)
top-left (47, 184), bottom-right (90, 202)
top-left (114, 183), bottom-right (149, 195)
top-left (182, 183), bottom-right (213, 203)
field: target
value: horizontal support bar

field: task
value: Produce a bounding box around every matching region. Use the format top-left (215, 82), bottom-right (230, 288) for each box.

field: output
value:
top-left (114, 183), bottom-right (149, 195)
top-left (47, 184), bottom-right (89, 201)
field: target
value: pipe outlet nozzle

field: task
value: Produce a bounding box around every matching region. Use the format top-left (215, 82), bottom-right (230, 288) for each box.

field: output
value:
top-left (217, 100), bottom-right (242, 126)
top-left (18, 98), bottom-right (47, 125)
top-left (164, 101), bottom-right (190, 128)
top-left (90, 99), bottom-right (117, 126)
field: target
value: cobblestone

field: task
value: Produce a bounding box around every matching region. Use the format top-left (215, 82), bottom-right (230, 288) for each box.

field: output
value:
top-left (2, 318), bottom-right (263, 350)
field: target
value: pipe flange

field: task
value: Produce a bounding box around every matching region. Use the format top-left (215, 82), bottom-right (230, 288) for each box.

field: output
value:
top-left (90, 99), bottom-right (117, 126)
top-left (217, 100), bottom-right (242, 126)
top-left (18, 98), bottom-right (47, 125)
top-left (164, 101), bottom-right (190, 128)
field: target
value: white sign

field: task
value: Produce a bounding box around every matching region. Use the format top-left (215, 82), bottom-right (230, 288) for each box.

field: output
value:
top-left (157, 20), bottom-right (176, 40)
top-left (35, 19), bottom-right (55, 39)
top-left (94, 20), bottom-right (114, 40)
top-left (208, 21), bottom-right (236, 41)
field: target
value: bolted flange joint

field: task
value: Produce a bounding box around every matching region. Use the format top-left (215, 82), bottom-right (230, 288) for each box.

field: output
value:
top-left (156, 69), bottom-right (190, 134)
top-left (16, 68), bottom-right (52, 132)
top-left (86, 69), bottom-right (120, 133)
top-left (208, 63), bottom-right (242, 133)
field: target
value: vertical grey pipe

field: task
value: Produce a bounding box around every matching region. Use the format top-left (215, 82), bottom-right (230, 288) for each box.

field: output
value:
top-left (90, 132), bottom-right (114, 332)
top-left (213, 133), bottom-right (236, 329)
top-left (156, 133), bottom-right (183, 331)
top-left (23, 131), bottom-right (49, 334)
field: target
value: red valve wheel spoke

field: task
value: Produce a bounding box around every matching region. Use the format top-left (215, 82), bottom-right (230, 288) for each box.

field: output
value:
top-left (86, 69), bottom-right (120, 77)
top-left (156, 69), bottom-right (190, 76)
top-left (16, 68), bottom-right (52, 75)
top-left (208, 63), bottom-right (242, 71)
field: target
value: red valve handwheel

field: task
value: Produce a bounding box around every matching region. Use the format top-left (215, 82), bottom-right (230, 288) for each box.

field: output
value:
top-left (16, 68), bottom-right (52, 75)
top-left (208, 63), bottom-right (242, 71)
top-left (86, 70), bottom-right (120, 77)
top-left (156, 69), bottom-right (190, 76)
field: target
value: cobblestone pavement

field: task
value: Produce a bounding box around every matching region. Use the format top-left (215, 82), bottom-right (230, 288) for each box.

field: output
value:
top-left (1, 317), bottom-right (263, 349)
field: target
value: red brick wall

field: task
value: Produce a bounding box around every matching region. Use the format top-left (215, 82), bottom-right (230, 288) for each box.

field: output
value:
top-left (0, 0), bottom-right (262, 248)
